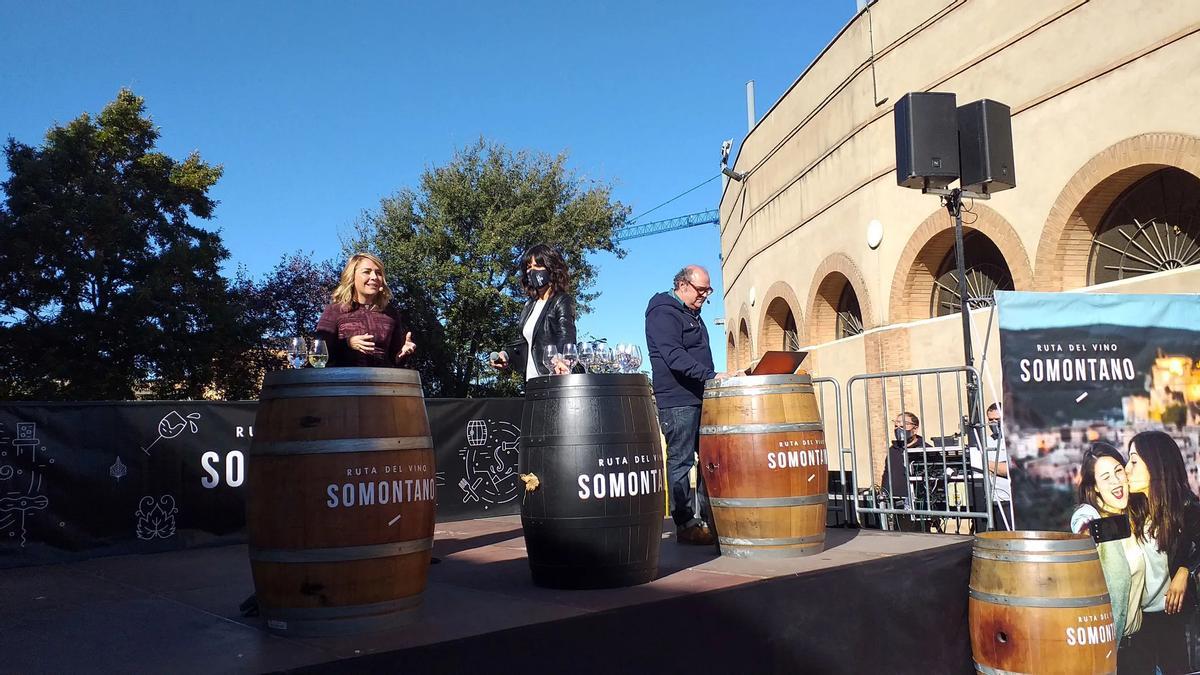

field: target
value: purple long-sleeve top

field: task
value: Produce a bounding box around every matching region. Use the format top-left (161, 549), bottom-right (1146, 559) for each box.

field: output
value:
top-left (315, 302), bottom-right (412, 368)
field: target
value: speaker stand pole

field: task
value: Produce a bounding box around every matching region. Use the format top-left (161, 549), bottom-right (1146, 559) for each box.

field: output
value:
top-left (944, 187), bottom-right (989, 529)
top-left (922, 184), bottom-right (992, 525)
top-left (945, 188), bottom-right (974, 373)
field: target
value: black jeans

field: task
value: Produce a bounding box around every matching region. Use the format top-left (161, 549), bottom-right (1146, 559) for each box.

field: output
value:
top-left (1119, 608), bottom-right (1188, 674)
top-left (659, 405), bottom-right (710, 528)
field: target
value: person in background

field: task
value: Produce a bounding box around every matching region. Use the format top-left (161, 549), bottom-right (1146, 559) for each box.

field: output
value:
top-left (315, 252), bottom-right (416, 367)
top-left (489, 244), bottom-right (574, 380)
top-left (645, 265), bottom-right (724, 546)
top-left (1070, 443), bottom-right (1143, 654)
top-left (1123, 430), bottom-right (1200, 674)
top-left (972, 403), bottom-right (1013, 530)
top-left (880, 412), bottom-right (931, 532)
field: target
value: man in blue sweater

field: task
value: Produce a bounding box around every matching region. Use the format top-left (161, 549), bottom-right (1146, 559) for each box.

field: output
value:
top-left (645, 265), bottom-right (726, 545)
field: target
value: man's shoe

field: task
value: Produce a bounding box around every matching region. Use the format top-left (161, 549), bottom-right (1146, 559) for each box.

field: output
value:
top-left (676, 523), bottom-right (716, 545)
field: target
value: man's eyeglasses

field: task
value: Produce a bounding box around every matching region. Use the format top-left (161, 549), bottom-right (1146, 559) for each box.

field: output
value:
top-left (688, 281), bottom-right (714, 296)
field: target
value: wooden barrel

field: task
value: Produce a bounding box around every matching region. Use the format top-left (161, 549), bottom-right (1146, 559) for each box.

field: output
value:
top-left (699, 373), bottom-right (828, 558)
top-left (247, 367), bottom-right (436, 636)
top-left (520, 373), bottom-right (666, 589)
top-left (970, 531), bottom-right (1116, 675)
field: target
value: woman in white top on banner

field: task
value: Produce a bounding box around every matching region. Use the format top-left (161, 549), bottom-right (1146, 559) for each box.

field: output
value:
top-left (489, 244), bottom-right (575, 380)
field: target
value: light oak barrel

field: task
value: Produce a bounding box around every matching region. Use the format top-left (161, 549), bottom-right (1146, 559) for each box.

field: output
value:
top-left (247, 367), bottom-right (435, 636)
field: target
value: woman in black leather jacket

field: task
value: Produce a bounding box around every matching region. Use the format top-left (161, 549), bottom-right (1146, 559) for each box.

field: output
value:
top-left (1124, 430), bottom-right (1200, 674)
top-left (489, 244), bottom-right (576, 380)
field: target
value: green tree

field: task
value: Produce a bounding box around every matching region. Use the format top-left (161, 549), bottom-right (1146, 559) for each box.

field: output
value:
top-left (217, 252), bottom-right (341, 399)
top-left (349, 138), bottom-right (629, 397)
top-left (0, 89), bottom-right (236, 400)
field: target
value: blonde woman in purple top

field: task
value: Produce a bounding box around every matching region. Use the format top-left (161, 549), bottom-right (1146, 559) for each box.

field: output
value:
top-left (315, 253), bottom-right (416, 368)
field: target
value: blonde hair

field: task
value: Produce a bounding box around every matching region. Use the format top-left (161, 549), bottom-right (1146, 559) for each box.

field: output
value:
top-left (331, 253), bottom-right (392, 310)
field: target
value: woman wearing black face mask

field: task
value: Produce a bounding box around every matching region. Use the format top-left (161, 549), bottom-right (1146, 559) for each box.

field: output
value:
top-left (489, 244), bottom-right (576, 381)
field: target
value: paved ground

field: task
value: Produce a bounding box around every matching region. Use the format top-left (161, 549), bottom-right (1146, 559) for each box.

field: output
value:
top-left (0, 517), bottom-right (968, 674)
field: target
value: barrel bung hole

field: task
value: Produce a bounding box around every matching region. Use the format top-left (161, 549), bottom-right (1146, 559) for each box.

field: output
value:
top-left (996, 631), bottom-right (1008, 644)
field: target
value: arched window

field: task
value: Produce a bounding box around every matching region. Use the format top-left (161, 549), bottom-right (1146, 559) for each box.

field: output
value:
top-left (836, 284), bottom-right (863, 338)
top-left (930, 231), bottom-right (1014, 316)
top-left (1088, 168), bottom-right (1200, 285)
top-left (763, 298), bottom-right (799, 351)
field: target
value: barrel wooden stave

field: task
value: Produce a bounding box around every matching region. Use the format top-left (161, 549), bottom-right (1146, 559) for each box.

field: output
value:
top-left (969, 531), bottom-right (1117, 675)
top-left (700, 374), bottom-right (828, 558)
top-left (247, 367), bottom-right (435, 635)
top-left (520, 374), bottom-right (666, 589)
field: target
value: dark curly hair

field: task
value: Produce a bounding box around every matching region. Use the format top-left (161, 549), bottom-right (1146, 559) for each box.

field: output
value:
top-left (1127, 430), bottom-right (1193, 556)
top-left (519, 244), bottom-right (571, 299)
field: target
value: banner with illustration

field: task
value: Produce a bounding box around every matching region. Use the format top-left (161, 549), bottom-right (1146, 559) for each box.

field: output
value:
top-left (0, 398), bottom-right (525, 568)
top-left (995, 291), bottom-right (1200, 530)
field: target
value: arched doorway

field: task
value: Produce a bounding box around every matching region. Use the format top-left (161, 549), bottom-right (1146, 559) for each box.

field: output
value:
top-left (891, 205), bottom-right (1030, 324)
top-left (810, 271), bottom-right (866, 343)
top-left (1088, 167), bottom-right (1200, 284)
top-left (737, 319), bottom-right (751, 368)
top-left (930, 231), bottom-right (1015, 316)
top-left (726, 332), bottom-right (737, 372)
top-left (762, 297), bottom-right (800, 351)
top-left (836, 283), bottom-right (864, 338)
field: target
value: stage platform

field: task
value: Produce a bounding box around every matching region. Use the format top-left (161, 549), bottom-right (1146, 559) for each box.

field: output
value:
top-left (0, 516), bottom-right (973, 674)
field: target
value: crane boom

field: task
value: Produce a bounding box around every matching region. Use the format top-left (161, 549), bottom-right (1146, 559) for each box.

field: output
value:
top-left (615, 209), bottom-right (719, 242)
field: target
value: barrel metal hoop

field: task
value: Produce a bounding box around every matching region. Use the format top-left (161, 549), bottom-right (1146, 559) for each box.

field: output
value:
top-left (251, 436), bottom-right (434, 456)
top-left (523, 431), bottom-right (663, 447)
top-left (260, 385), bottom-right (425, 399)
top-left (700, 422), bottom-right (825, 435)
top-left (968, 588), bottom-right (1111, 608)
top-left (703, 385), bottom-right (815, 399)
top-left (973, 537), bottom-right (1095, 553)
top-left (719, 544), bottom-right (823, 558)
top-left (263, 367), bottom-right (422, 387)
top-left (261, 595), bottom-right (422, 620)
top-left (249, 537), bottom-right (433, 563)
top-left (526, 387), bottom-right (652, 400)
top-left (973, 663), bottom-right (1030, 675)
top-left (972, 549), bottom-right (1099, 564)
top-left (705, 374), bottom-right (812, 388)
top-left (711, 494), bottom-right (827, 508)
top-left (718, 534), bottom-right (824, 546)
top-left (523, 513), bottom-right (663, 529)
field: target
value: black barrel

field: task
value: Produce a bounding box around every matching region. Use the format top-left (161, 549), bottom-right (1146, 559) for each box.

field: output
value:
top-left (519, 373), bottom-right (666, 589)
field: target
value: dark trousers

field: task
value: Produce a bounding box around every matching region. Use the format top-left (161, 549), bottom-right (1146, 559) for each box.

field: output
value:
top-left (659, 405), bottom-right (710, 528)
top-left (1119, 608), bottom-right (1189, 674)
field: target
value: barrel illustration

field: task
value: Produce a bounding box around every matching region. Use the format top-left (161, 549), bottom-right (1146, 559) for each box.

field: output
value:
top-left (970, 531), bottom-right (1117, 674)
top-left (247, 367), bottom-right (436, 636)
top-left (519, 373), bottom-right (666, 589)
top-left (699, 373), bottom-right (828, 558)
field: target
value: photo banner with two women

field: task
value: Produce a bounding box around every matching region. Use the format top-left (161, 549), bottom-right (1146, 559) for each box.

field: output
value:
top-left (995, 290), bottom-right (1200, 531)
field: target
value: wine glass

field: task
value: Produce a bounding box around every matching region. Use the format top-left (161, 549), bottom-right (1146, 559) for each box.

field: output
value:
top-left (578, 342), bottom-right (595, 373)
top-left (560, 343), bottom-right (578, 373)
top-left (541, 345), bottom-right (560, 375)
top-left (626, 344), bottom-right (643, 372)
top-left (616, 343), bottom-right (636, 373)
top-left (287, 337), bottom-right (307, 369)
top-left (309, 338), bottom-right (329, 368)
top-left (595, 344), bottom-right (614, 373)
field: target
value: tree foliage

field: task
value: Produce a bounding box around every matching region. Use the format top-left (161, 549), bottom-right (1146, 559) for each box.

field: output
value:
top-left (221, 252), bottom-right (340, 398)
top-left (0, 89), bottom-right (237, 400)
top-left (349, 138), bottom-right (629, 397)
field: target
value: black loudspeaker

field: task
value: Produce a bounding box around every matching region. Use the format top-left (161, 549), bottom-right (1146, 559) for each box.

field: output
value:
top-left (957, 99), bottom-right (1015, 193)
top-left (894, 92), bottom-right (959, 189)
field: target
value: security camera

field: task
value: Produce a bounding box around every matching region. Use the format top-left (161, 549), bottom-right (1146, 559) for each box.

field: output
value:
top-left (721, 139), bottom-right (733, 162)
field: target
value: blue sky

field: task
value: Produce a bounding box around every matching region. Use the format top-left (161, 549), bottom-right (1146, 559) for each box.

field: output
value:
top-left (0, 1), bottom-right (855, 368)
